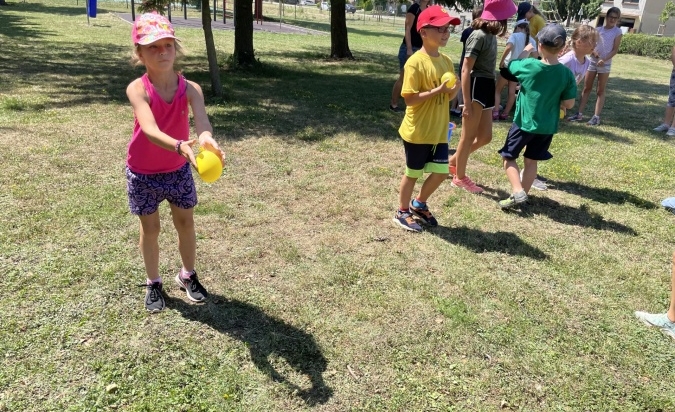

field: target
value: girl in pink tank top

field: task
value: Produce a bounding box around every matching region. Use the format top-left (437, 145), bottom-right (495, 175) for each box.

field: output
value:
top-left (126, 13), bottom-right (225, 313)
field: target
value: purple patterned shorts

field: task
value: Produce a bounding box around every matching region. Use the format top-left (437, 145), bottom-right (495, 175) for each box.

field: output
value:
top-left (126, 163), bottom-right (198, 216)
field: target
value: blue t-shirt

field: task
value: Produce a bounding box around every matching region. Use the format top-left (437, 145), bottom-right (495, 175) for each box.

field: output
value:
top-left (508, 59), bottom-right (577, 134)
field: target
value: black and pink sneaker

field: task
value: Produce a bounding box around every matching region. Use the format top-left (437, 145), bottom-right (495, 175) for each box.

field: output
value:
top-left (175, 270), bottom-right (208, 302)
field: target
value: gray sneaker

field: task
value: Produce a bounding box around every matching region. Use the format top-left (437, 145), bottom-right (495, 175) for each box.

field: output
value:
top-left (498, 191), bottom-right (528, 209)
top-left (587, 115), bottom-right (600, 126)
top-left (175, 270), bottom-right (208, 302)
top-left (654, 123), bottom-right (670, 132)
top-left (667, 127), bottom-right (675, 137)
top-left (531, 178), bottom-right (548, 191)
top-left (635, 311), bottom-right (675, 340)
top-left (520, 170), bottom-right (547, 191)
top-left (140, 281), bottom-right (165, 313)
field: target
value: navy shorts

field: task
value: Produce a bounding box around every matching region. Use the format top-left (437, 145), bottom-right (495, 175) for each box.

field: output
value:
top-left (403, 140), bottom-right (449, 178)
top-left (498, 123), bottom-right (553, 161)
top-left (469, 76), bottom-right (496, 109)
top-left (398, 43), bottom-right (421, 70)
top-left (126, 162), bottom-right (198, 216)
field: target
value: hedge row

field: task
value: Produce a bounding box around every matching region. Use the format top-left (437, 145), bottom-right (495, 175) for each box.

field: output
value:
top-left (619, 33), bottom-right (675, 60)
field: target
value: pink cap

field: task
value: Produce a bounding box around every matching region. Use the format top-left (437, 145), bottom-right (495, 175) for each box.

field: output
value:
top-left (481, 0), bottom-right (517, 21)
top-left (132, 13), bottom-right (178, 46)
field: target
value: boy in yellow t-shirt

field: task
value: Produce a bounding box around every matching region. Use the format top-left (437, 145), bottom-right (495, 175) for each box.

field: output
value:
top-left (393, 5), bottom-right (461, 232)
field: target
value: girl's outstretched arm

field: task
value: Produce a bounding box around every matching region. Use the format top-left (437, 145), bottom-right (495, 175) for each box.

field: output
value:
top-left (127, 78), bottom-right (197, 167)
top-left (187, 80), bottom-right (225, 165)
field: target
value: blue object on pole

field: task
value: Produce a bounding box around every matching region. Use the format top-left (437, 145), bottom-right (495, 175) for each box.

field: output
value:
top-left (447, 122), bottom-right (456, 143)
top-left (87, 0), bottom-right (97, 17)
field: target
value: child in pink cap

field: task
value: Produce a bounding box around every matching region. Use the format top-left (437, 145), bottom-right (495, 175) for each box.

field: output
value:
top-left (126, 13), bottom-right (225, 312)
top-left (448, 0), bottom-right (516, 194)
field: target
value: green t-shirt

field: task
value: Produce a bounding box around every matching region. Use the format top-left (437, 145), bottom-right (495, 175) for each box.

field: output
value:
top-left (464, 29), bottom-right (496, 79)
top-left (508, 59), bottom-right (577, 134)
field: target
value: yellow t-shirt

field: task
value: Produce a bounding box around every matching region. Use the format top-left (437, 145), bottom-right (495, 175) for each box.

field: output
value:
top-left (530, 14), bottom-right (546, 41)
top-left (398, 52), bottom-right (454, 145)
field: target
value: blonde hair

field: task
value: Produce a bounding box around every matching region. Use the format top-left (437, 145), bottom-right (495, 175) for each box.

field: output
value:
top-left (130, 40), bottom-right (185, 68)
top-left (570, 24), bottom-right (599, 50)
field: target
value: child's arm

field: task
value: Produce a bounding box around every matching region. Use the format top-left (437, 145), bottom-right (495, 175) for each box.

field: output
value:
top-left (499, 43), bottom-right (513, 68)
top-left (517, 43), bottom-right (538, 59)
top-left (402, 80), bottom-right (459, 107)
top-left (598, 33), bottom-right (622, 65)
top-left (560, 98), bottom-right (575, 109)
top-left (186, 81), bottom-right (225, 165)
top-left (403, 11), bottom-right (416, 56)
top-left (460, 57), bottom-right (475, 118)
top-left (126, 79), bottom-right (197, 167)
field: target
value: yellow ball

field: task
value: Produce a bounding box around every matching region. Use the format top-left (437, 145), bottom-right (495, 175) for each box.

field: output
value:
top-left (441, 72), bottom-right (456, 88)
top-left (196, 150), bottom-right (223, 183)
top-left (559, 109), bottom-right (565, 119)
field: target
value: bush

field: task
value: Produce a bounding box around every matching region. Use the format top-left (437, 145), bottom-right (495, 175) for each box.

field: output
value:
top-left (619, 33), bottom-right (675, 60)
top-left (363, 0), bottom-right (373, 12)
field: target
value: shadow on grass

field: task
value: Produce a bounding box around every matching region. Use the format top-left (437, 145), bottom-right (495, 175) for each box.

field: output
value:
top-left (166, 294), bottom-right (333, 406)
top-left (503, 196), bottom-right (638, 235)
top-left (430, 225), bottom-right (549, 260)
top-left (544, 179), bottom-right (658, 209)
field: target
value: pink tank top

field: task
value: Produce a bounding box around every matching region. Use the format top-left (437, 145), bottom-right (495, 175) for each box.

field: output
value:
top-left (127, 73), bottom-right (189, 174)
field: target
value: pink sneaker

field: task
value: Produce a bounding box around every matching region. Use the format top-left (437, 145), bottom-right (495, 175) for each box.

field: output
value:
top-left (451, 175), bottom-right (484, 194)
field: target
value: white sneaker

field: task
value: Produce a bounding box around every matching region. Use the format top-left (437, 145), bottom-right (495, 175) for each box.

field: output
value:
top-left (667, 127), bottom-right (675, 137)
top-left (587, 115), bottom-right (600, 126)
top-left (654, 123), bottom-right (670, 132)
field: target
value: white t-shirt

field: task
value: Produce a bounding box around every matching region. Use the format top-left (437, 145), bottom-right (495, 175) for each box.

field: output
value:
top-left (504, 32), bottom-right (537, 65)
top-left (592, 26), bottom-right (623, 64)
top-left (559, 51), bottom-right (590, 85)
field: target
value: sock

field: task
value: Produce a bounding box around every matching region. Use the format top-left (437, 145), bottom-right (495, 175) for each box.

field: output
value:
top-left (147, 277), bottom-right (161, 285)
top-left (412, 198), bottom-right (426, 209)
top-left (180, 268), bottom-right (194, 280)
top-left (398, 208), bottom-right (410, 214)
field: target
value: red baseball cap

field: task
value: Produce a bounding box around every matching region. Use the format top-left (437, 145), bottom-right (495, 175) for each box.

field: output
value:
top-left (416, 5), bottom-right (462, 32)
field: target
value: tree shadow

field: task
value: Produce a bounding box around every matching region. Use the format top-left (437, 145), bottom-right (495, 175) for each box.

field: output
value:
top-left (165, 294), bottom-right (333, 406)
top-left (503, 196), bottom-right (638, 235)
top-left (543, 179), bottom-right (658, 210)
top-left (429, 225), bottom-right (549, 260)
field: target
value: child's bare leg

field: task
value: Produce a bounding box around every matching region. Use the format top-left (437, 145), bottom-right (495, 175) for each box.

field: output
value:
top-left (665, 107), bottom-right (675, 126)
top-left (469, 108), bottom-right (493, 152)
top-left (593, 72), bottom-right (610, 117)
top-left (503, 81), bottom-right (518, 115)
top-left (578, 71), bottom-right (596, 114)
top-left (494, 76), bottom-right (507, 112)
top-left (418, 172), bottom-right (450, 202)
top-left (398, 175), bottom-right (417, 210)
top-left (170, 204), bottom-right (196, 272)
top-left (139, 212), bottom-right (161, 281)
top-left (451, 101), bottom-right (486, 179)
top-left (520, 157), bottom-right (538, 194)
top-left (503, 158), bottom-right (523, 193)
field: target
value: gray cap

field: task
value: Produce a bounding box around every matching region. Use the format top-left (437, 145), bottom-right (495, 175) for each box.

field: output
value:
top-left (538, 23), bottom-right (566, 48)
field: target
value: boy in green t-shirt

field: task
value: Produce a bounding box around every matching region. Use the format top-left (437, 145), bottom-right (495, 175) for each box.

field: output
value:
top-left (497, 24), bottom-right (577, 209)
top-left (393, 5), bottom-right (461, 232)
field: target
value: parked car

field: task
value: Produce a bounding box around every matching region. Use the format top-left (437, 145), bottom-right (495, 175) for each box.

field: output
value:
top-left (302, 0), bottom-right (315, 5)
top-left (345, 3), bottom-right (356, 13)
top-left (320, 1), bottom-right (330, 10)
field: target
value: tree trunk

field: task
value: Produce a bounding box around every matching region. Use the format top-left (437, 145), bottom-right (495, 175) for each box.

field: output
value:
top-left (201, 0), bottom-right (223, 96)
top-left (330, 0), bottom-right (353, 59)
top-left (234, 0), bottom-right (256, 65)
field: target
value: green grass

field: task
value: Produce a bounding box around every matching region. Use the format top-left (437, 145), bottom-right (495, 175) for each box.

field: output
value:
top-left (2, 1), bottom-right (675, 411)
